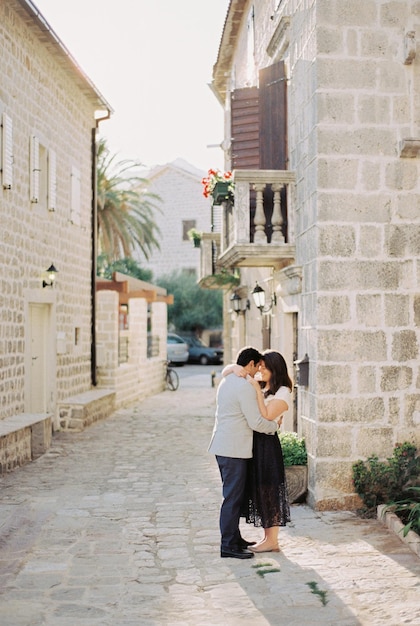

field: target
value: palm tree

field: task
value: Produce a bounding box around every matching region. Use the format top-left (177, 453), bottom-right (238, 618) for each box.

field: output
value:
top-left (96, 138), bottom-right (161, 262)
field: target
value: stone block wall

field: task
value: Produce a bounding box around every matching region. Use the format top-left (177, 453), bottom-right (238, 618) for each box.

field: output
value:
top-left (285, 0), bottom-right (420, 507)
top-left (58, 389), bottom-right (116, 431)
top-left (96, 292), bottom-right (166, 409)
top-left (0, 414), bottom-right (52, 474)
top-left (0, 1), bottom-right (107, 422)
top-left (31, 416), bottom-right (52, 459)
top-left (217, 0), bottom-right (420, 509)
top-left (0, 430), bottom-right (32, 475)
top-left (96, 291), bottom-right (120, 390)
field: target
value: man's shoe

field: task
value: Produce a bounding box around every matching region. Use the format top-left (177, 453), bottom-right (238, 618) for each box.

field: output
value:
top-left (239, 538), bottom-right (256, 548)
top-left (221, 547), bottom-right (254, 559)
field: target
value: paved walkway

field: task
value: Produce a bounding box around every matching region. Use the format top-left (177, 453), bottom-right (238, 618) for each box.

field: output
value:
top-left (0, 369), bottom-right (419, 626)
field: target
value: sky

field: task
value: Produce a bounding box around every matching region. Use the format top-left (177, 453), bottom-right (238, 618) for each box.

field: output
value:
top-left (34, 0), bottom-right (229, 173)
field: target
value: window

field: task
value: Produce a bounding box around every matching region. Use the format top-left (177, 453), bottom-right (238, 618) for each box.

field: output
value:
top-left (30, 135), bottom-right (56, 210)
top-left (230, 61), bottom-right (289, 242)
top-left (182, 219), bottom-right (196, 241)
top-left (119, 304), bottom-right (129, 330)
top-left (231, 61), bottom-right (287, 170)
top-left (48, 150), bottom-right (56, 211)
top-left (74, 327), bottom-right (81, 346)
top-left (38, 143), bottom-right (48, 210)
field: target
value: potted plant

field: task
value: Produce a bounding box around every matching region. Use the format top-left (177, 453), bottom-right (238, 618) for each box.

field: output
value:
top-left (201, 168), bottom-right (234, 205)
top-left (279, 431), bottom-right (308, 503)
top-left (187, 228), bottom-right (202, 248)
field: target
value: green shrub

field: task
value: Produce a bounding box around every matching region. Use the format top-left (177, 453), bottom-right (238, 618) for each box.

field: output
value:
top-left (279, 432), bottom-right (307, 466)
top-left (352, 442), bottom-right (420, 512)
top-left (383, 486), bottom-right (420, 537)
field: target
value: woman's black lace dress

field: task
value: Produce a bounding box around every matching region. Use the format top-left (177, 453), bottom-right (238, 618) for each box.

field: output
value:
top-left (243, 388), bottom-right (291, 527)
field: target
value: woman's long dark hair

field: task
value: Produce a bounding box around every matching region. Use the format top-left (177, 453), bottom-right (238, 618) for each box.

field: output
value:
top-left (261, 350), bottom-right (293, 397)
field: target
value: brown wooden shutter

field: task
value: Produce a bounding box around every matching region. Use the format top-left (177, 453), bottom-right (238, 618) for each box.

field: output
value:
top-left (259, 61), bottom-right (287, 170)
top-left (230, 87), bottom-right (260, 169)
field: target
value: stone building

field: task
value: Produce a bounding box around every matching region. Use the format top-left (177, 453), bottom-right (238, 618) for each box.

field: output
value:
top-left (139, 159), bottom-right (212, 280)
top-left (200, 0), bottom-right (420, 509)
top-left (95, 273), bottom-right (171, 410)
top-left (0, 1), bottom-right (167, 473)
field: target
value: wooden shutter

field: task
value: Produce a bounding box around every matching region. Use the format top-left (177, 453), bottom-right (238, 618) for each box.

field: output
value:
top-left (30, 135), bottom-right (40, 203)
top-left (259, 61), bottom-right (288, 241)
top-left (2, 113), bottom-right (13, 189)
top-left (48, 149), bottom-right (56, 211)
top-left (259, 61), bottom-right (288, 170)
top-left (230, 87), bottom-right (260, 169)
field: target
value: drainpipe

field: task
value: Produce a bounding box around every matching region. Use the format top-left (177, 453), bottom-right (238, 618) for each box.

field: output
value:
top-left (91, 127), bottom-right (98, 386)
top-left (90, 111), bottom-right (111, 386)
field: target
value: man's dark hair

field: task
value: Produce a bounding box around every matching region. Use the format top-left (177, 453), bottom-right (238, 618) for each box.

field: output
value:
top-left (236, 346), bottom-right (263, 367)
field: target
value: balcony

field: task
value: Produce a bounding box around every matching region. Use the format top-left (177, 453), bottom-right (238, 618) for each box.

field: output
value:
top-left (199, 170), bottom-right (296, 285)
top-left (198, 232), bottom-right (241, 289)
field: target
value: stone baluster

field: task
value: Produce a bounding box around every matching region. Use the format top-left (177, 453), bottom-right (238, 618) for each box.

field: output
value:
top-left (234, 180), bottom-right (251, 243)
top-left (253, 183), bottom-right (267, 243)
top-left (271, 183), bottom-right (285, 243)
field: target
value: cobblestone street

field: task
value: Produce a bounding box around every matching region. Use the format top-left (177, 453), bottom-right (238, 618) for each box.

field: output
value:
top-left (0, 368), bottom-right (419, 625)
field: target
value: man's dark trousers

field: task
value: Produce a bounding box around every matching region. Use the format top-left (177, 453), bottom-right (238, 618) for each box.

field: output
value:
top-left (216, 455), bottom-right (248, 550)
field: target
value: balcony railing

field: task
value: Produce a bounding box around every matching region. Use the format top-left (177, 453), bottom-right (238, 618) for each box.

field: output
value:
top-left (199, 170), bottom-right (296, 282)
top-left (199, 232), bottom-right (220, 280)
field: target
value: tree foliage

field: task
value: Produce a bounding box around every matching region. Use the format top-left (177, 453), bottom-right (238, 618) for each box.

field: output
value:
top-left (156, 271), bottom-right (223, 332)
top-left (97, 254), bottom-right (153, 282)
top-left (97, 138), bottom-right (161, 262)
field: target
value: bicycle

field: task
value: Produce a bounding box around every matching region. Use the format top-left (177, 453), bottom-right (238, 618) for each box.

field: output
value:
top-left (165, 360), bottom-right (179, 391)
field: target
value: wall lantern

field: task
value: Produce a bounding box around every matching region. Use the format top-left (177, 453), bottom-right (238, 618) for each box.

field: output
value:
top-left (42, 263), bottom-right (58, 288)
top-left (251, 281), bottom-right (277, 313)
top-left (230, 292), bottom-right (250, 315)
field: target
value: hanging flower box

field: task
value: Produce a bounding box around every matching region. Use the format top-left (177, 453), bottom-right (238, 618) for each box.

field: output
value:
top-left (202, 169), bottom-right (234, 206)
top-left (211, 181), bottom-right (234, 205)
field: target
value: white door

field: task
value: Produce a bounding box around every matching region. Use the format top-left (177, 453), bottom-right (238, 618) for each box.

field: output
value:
top-left (29, 303), bottom-right (48, 412)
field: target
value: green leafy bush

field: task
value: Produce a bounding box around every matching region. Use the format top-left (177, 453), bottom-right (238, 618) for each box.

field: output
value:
top-left (383, 486), bottom-right (420, 537)
top-left (279, 432), bottom-right (307, 466)
top-left (352, 442), bottom-right (420, 512)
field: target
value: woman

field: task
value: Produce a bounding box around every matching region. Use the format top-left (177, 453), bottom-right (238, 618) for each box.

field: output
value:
top-left (223, 349), bottom-right (292, 552)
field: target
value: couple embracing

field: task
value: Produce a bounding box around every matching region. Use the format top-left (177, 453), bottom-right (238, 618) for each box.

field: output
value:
top-left (208, 347), bottom-right (292, 559)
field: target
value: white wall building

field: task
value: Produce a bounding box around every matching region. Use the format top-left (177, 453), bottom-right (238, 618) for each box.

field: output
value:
top-left (139, 159), bottom-right (213, 280)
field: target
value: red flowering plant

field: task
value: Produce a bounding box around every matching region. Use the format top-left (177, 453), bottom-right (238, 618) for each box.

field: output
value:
top-left (201, 169), bottom-right (234, 203)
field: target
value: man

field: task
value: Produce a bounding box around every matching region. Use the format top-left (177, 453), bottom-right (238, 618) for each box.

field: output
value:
top-left (208, 347), bottom-right (280, 559)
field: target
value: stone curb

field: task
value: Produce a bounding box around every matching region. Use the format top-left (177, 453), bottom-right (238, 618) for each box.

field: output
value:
top-left (378, 504), bottom-right (420, 558)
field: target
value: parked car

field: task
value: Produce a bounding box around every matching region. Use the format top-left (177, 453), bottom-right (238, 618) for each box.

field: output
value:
top-left (167, 333), bottom-right (189, 365)
top-left (182, 336), bottom-right (223, 365)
